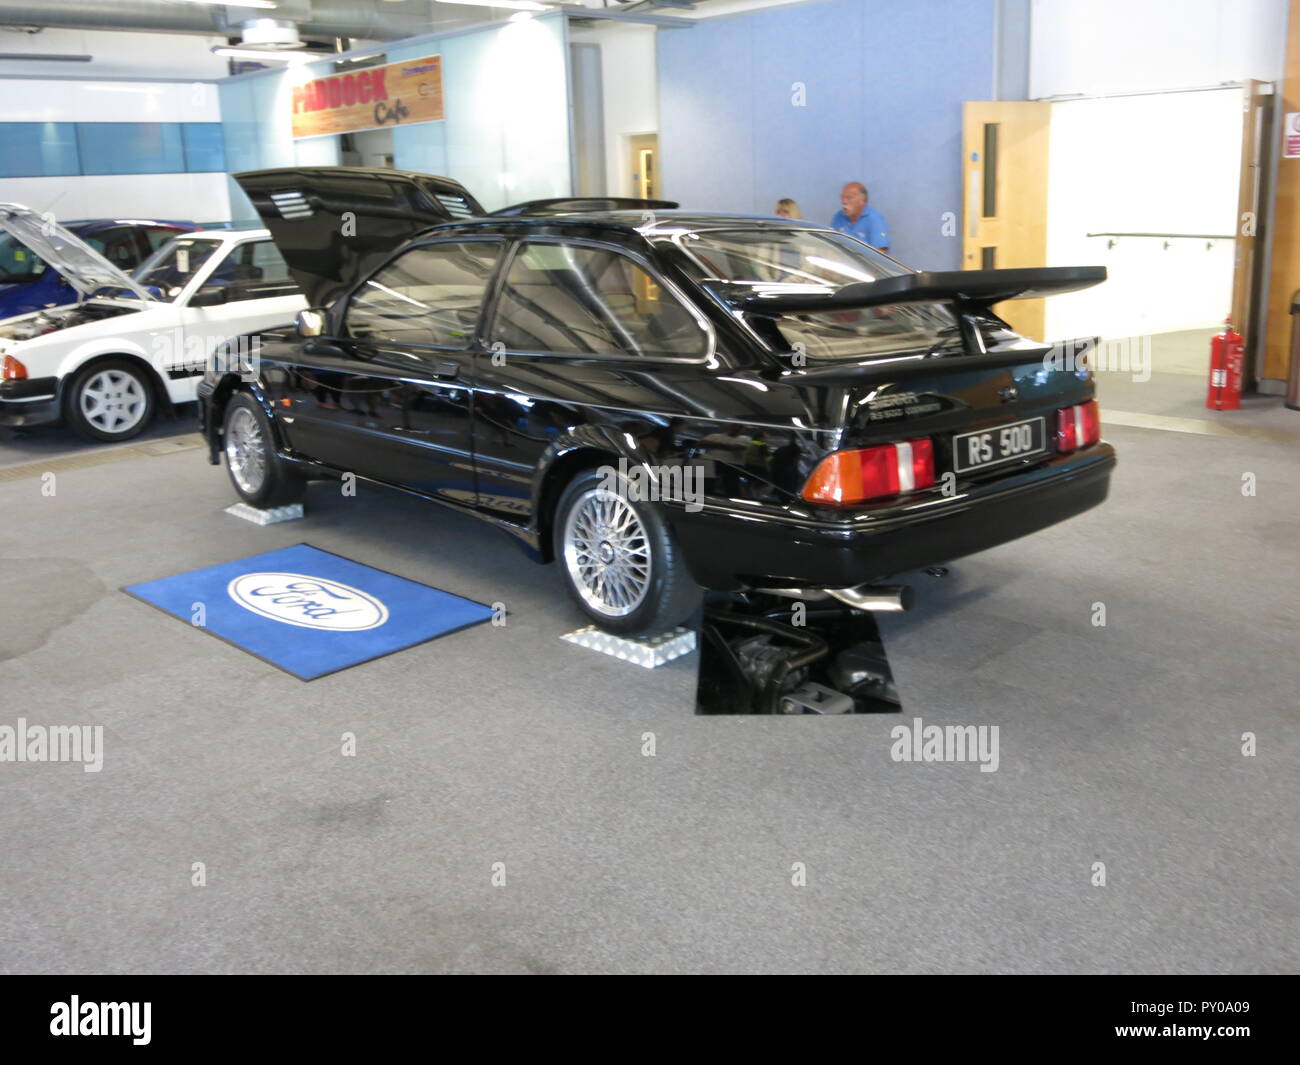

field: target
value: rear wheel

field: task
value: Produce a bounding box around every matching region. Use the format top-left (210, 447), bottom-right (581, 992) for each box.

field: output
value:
top-left (66, 358), bottom-right (154, 442)
top-left (222, 392), bottom-right (305, 508)
top-left (555, 468), bottom-right (701, 636)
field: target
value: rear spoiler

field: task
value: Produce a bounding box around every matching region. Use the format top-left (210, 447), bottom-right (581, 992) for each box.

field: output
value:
top-left (489, 197), bottom-right (679, 218)
top-left (739, 266), bottom-right (1107, 317)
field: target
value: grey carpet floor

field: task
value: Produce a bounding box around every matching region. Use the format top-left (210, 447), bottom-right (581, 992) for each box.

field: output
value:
top-left (0, 398), bottom-right (1296, 973)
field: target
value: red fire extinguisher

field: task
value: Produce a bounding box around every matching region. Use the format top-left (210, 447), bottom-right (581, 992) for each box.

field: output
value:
top-left (1207, 317), bottom-right (1244, 411)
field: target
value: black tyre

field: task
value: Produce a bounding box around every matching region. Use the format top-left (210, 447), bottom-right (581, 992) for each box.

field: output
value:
top-left (65, 358), bottom-right (155, 442)
top-left (554, 467), bottom-right (702, 636)
top-left (222, 392), bottom-right (305, 507)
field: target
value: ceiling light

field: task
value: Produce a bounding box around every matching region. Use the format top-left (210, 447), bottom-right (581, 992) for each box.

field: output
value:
top-left (434, 1), bottom-right (551, 11)
top-left (239, 17), bottom-right (302, 49)
top-left (169, 0), bottom-right (280, 9)
top-left (211, 47), bottom-right (311, 63)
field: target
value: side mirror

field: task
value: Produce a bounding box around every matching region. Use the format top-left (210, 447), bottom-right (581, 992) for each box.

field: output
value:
top-left (296, 308), bottom-right (327, 338)
top-left (189, 284), bottom-right (228, 307)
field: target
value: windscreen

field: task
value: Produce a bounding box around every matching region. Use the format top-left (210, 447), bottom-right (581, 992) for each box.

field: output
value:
top-left (0, 232), bottom-right (47, 283)
top-left (680, 228), bottom-right (959, 358)
top-left (131, 237), bottom-right (225, 302)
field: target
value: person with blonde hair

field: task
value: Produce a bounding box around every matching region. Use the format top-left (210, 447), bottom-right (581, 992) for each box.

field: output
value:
top-left (774, 198), bottom-right (802, 219)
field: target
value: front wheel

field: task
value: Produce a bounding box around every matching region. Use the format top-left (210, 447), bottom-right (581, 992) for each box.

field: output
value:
top-left (222, 392), bottom-right (305, 508)
top-left (555, 468), bottom-right (701, 637)
top-left (66, 358), bottom-right (155, 442)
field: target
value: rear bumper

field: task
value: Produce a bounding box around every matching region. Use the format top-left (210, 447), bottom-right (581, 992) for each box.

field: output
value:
top-left (0, 376), bottom-right (61, 429)
top-left (669, 443), bottom-right (1117, 590)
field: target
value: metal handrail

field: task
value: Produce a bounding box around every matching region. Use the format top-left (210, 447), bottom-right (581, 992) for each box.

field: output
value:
top-left (1086, 232), bottom-right (1235, 239)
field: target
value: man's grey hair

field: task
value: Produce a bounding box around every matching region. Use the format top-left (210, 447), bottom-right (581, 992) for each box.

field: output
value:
top-left (845, 181), bottom-right (868, 199)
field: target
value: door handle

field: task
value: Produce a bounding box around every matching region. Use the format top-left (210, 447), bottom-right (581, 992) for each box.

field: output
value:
top-left (433, 360), bottom-right (459, 380)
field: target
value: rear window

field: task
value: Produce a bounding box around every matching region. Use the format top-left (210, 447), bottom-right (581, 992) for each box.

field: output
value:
top-left (679, 228), bottom-right (958, 358)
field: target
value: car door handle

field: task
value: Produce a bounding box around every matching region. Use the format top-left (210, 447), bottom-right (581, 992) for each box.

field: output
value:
top-left (433, 360), bottom-right (459, 380)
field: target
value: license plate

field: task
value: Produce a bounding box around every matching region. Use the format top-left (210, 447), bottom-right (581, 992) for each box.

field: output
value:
top-left (952, 417), bottom-right (1046, 473)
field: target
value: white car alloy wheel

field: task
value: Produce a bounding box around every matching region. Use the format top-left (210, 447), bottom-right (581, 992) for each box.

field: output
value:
top-left (225, 405), bottom-right (268, 496)
top-left (78, 368), bottom-right (148, 436)
top-left (562, 487), bottom-right (653, 618)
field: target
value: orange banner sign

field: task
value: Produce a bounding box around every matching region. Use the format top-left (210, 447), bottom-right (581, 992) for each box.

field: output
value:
top-left (291, 55), bottom-right (444, 139)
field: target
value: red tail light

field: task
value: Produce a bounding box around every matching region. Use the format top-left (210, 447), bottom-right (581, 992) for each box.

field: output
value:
top-left (1079, 399), bottom-right (1101, 446)
top-left (1057, 400), bottom-right (1100, 453)
top-left (803, 438), bottom-right (935, 504)
top-left (2, 355), bottom-right (26, 381)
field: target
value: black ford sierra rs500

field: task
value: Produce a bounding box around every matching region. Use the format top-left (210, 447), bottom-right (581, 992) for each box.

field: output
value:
top-left (198, 167), bottom-right (1115, 635)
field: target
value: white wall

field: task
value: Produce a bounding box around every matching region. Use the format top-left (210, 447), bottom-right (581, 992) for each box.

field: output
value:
top-left (1030, 0), bottom-right (1288, 98)
top-left (570, 21), bottom-right (658, 197)
top-left (0, 74), bottom-right (232, 223)
top-left (0, 27), bottom-right (229, 80)
top-left (1043, 88), bottom-right (1243, 341)
top-left (0, 77), bottom-right (221, 123)
top-left (0, 174), bottom-right (232, 225)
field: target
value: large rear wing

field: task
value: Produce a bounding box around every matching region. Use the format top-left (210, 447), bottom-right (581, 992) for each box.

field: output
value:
top-left (738, 266), bottom-right (1107, 318)
top-left (488, 197), bottom-right (679, 218)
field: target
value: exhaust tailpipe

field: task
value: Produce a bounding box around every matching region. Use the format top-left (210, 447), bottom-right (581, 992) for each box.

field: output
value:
top-left (825, 584), bottom-right (913, 612)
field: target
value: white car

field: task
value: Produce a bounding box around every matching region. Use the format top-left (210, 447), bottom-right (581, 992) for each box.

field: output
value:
top-left (0, 205), bottom-right (305, 441)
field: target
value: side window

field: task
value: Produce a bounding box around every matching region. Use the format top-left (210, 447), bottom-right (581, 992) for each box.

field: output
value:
top-left (491, 242), bottom-right (708, 359)
top-left (211, 240), bottom-right (300, 302)
top-left (344, 242), bottom-right (499, 347)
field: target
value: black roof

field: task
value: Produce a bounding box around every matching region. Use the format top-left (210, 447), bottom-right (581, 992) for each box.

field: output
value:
top-left (419, 210), bottom-right (831, 236)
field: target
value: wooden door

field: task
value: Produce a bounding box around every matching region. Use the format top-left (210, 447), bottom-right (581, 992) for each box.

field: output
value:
top-left (1231, 79), bottom-right (1273, 384)
top-left (628, 134), bottom-right (658, 200)
top-left (962, 101), bottom-right (1052, 340)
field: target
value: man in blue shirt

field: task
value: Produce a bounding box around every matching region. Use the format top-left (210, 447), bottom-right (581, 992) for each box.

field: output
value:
top-left (831, 181), bottom-right (889, 252)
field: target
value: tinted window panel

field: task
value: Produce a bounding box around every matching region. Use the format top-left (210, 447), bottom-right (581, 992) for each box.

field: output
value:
top-left (181, 123), bottom-right (226, 172)
top-left (492, 242), bottom-right (707, 358)
top-left (76, 123), bottom-right (184, 176)
top-left (0, 122), bottom-right (80, 178)
top-left (345, 242), bottom-right (499, 347)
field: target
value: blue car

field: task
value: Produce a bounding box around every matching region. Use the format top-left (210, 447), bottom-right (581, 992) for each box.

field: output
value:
top-left (0, 217), bottom-right (196, 319)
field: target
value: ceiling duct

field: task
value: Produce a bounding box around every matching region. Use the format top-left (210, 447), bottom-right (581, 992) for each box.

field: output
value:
top-left (0, 1), bottom-right (470, 43)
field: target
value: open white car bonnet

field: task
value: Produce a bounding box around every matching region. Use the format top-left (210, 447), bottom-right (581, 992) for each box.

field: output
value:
top-left (0, 203), bottom-right (154, 303)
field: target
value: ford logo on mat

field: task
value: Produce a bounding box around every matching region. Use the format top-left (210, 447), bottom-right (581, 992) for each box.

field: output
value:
top-left (227, 572), bottom-right (389, 631)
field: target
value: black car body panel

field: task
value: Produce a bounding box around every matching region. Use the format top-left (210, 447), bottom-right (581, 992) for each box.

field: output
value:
top-left (204, 169), bottom-right (1115, 597)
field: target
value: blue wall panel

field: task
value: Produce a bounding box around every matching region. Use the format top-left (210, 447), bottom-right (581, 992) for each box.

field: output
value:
top-left (218, 78), bottom-right (262, 174)
top-left (657, 0), bottom-right (995, 270)
top-left (76, 122), bottom-right (185, 176)
top-left (0, 122), bottom-right (80, 178)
